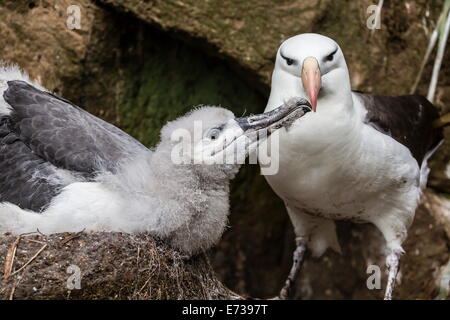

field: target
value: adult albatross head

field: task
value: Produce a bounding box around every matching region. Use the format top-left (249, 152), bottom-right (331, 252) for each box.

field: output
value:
top-left (268, 33), bottom-right (351, 113)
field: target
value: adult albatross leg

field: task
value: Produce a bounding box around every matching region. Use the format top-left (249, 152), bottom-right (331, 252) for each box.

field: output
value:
top-left (384, 251), bottom-right (401, 300)
top-left (277, 204), bottom-right (341, 299)
top-left (279, 236), bottom-right (307, 299)
top-left (372, 214), bottom-right (408, 300)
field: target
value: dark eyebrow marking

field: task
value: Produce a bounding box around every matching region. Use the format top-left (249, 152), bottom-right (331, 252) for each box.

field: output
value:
top-left (324, 47), bottom-right (338, 61)
top-left (280, 50), bottom-right (296, 66)
top-left (329, 47), bottom-right (338, 56)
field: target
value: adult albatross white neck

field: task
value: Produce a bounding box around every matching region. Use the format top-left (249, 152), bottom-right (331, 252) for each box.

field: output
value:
top-left (263, 33), bottom-right (446, 300)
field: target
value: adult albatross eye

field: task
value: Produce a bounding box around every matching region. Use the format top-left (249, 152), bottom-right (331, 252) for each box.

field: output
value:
top-left (325, 48), bottom-right (338, 62)
top-left (285, 58), bottom-right (294, 66)
top-left (280, 52), bottom-right (295, 66)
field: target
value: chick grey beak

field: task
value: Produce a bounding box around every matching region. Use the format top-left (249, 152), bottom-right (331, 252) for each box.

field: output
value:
top-left (235, 98), bottom-right (312, 133)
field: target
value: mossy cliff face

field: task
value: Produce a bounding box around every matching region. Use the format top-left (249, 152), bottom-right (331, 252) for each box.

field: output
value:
top-left (79, 7), bottom-right (265, 147)
top-left (0, 0), bottom-right (449, 299)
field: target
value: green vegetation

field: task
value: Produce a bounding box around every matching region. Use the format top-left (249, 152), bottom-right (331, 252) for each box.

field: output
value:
top-left (115, 31), bottom-right (265, 147)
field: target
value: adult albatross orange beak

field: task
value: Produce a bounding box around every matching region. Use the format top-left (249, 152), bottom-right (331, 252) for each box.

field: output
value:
top-left (301, 57), bottom-right (321, 112)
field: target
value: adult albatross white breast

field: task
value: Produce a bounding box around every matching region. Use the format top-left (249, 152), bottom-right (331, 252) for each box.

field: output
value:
top-left (0, 64), bottom-right (312, 256)
top-left (263, 33), bottom-right (448, 300)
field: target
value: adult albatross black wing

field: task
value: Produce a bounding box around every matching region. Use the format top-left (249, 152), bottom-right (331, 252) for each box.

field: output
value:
top-left (354, 92), bottom-right (444, 166)
top-left (0, 80), bottom-right (148, 212)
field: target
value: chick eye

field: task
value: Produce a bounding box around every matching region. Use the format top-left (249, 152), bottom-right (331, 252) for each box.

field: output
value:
top-left (208, 129), bottom-right (221, 140)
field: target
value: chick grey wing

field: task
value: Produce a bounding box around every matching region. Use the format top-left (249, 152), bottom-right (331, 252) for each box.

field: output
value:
top-left (0, 115), bottom-right (68, 211)
top-left (3, 80), bottom-right (148, 175)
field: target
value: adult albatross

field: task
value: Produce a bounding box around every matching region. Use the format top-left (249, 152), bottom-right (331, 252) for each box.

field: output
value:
top-left (0, 64), bottom-right (312, 256)
top-left (263, 33), bottom-right (448, 300)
